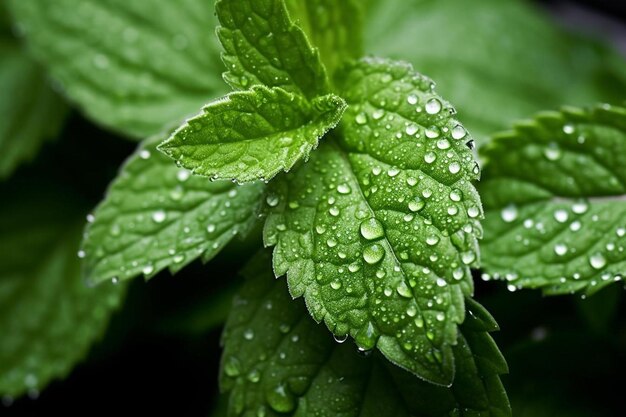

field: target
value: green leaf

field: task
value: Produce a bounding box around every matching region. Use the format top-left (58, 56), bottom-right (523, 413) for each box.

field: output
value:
top-left (264, 58), bottom-right (483, 385)
top-left (216, 0), bottom-right (330, 99)
top-left (365, 0), bottom-right (626, 142)
top-left (7, 0), bottom-right (227, 138)
top-left (480, 104), bottom-right (626, 295)
top-left (159, 86), bottom-right (346, 183)
top-left (220, 253), bottom-right (510, 417)
top-left (284, 0), bottom-right (363, 76)
top-left (0, 183), bottom-right (125, 398)
top-left (81, 134), bottom-right (265, 285)
top-left (0, 38), bottom-right (67, 180)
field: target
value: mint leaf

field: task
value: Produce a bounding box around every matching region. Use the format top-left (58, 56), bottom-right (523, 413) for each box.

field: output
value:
top-left (216, 0), bottom-right (330, 99)
top-left (0, 184), bottom-right (125, 398)
top-left (480, 104), bottom-right (626, 295)
top-left (82, 134), bottom-right (264, 285)
top-left (264, 58), bottom-right (482, 385)
top-left (365, 0), bottom-right (626, 142)
top-left (220, 253), bottom-right (510, 417)
top-left (284, 0), bottom-right (363, 76)
top-left (159, 86), bottom-right (346, 183)
top-left (0, 39), bottom-right (67, 180)
top-left (7, 0), bottom-right (227, 138)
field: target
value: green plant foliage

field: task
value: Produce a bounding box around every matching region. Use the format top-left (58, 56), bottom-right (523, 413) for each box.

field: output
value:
top-left (216, 0), bottom-right (330, 99)
top-left (82, 134), bottom-right (265, 285)
top-left (284, 0), bottom-right (363, 75)
top-left (6, 0), bottom-right (227, 138)
top-left (0, 20), bottom-right (67, 180)
top-left (365, 0), bottom-right (626, 141)
top-left (264, 58), bottom-right (482, 385)
top-left (0, 184), bottom-right (125, 398)
top-left (220, 253), bottom-right (510, 417)
top-left (480, 104), bottom-right (626, 295)
top-left (159, 87), bottom-right (346, 183)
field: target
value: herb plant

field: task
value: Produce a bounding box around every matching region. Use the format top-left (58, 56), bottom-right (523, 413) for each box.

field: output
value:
top-left (1, 0), bottom-right (626, 415)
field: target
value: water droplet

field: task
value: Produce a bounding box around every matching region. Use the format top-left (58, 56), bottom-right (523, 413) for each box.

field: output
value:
top-left (177, 169), bottom-right (191, 182)
top-left (449, 190), bottom-right (462, 202)
top-left (461, 251), bottom-right (476, 265)
top-left (329, 207), bottom-right (340, 217)
top-left (570, 221), bottom-right (582, 232)
top-left (426, 235), bottom-right (440, 246)
top-left (425, 127), bottom-right (439, 139)
top-left (617, 228), bottom-right (626, 237)
top-left (406, 177), bottom-right (418, 187)
top-left (207, 224), bottom-right (216, 234)
top-left (372, 109), bottom-right (385, 120)
top-left (86, 214), bottom-right (95, 223)
top-left (544, 143), bottom-right (561, 161)
top-left (467, 206), bottom-right (480, 218)
top-left (330, 280), bottom-right (342, 290)
top-left (436, 312), bottom-right (445, 321)
top-left (554, 243), bottom-right (568, 256)
top-left (407, 94), bottom-right (418, 105)
top-left (396, 282), bottom-right (413, 298)
top-left (139, 150), bottom-right (151, 159)
top-left (408, 197), bottom-right (425, 212)
top-left (406, 124), bottom-right (419, 136)
top-left (363, 244), bottom-right (385, 264)
top-left (247, 369), bottom-right (261, 383)
top-left (436, 278), bottom-right (447, 287)
top-left (451, 125), bottom-right (467, 140)
top-left (572, 201), bottom-right (588, 214)
top-left (424, 152), bottom-right (436, 164)
top-left (243, 329), bottom-right (255, 340)
top-left (355, 112), bottom-right (368, 125)
top-left (448, 162), bottom-right (461, 174)
top-left (501, 205), bottom-right (518, 223)
top-left (326, 238), bottom-right (338, 248)
top-left (266, 194), bottom-right (279, 207)
top-left (152, 210), bottom-right (166, 223)
top-left (453, 268), bottom-right (464, 280)
top-left (554, 209), bottom-right (569, 223)
top-left (77, 250), bottom-right (86, 259)
top-left (337, 184), bottom-right (351, 194)
top-left (436, 139), bottom-right (450, 150)
top-left (563, 124), bottom-right (575, 134)
top-left (333, 334), bottom-right (348, 343)
top-left (447, 206), bottom-right (458, 216)
top-left (266, 383), bottom-right (295, 413)
top-left (589, 253), bottom-right (606, 270)
top-left (360, 218), bottom-right (385, 240)
top-left (425, 98), bottom-right (442, 114)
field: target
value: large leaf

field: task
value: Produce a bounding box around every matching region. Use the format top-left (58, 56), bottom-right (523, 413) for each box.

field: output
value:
top-left (480, 104), bottom-right (626, 295)
top-left (216, 0), bottom-right (330, 100)
top-left (264, 58), bottom-right (482, 385)
top-left (7, 0), bottom-right (227, 138)
top-left (285, 0), bottom-right (363, 76)
top-left (0, 183), bottom-right (125, 398)
top-left (0, 34), bottom-right (67, 179)
top-left (220, 253), bottom-right (510, 417)
top-left (365, 0), bottom-right (626, 142)
top-left (82, 134), bottom-right (264, 285)
top-left (159, 86), bottom-right (346, 183)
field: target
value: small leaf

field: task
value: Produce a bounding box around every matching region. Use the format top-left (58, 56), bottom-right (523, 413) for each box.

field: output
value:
top-left (216, 0), bottom-right (330, 99)
top-left (82, 134), bottom-right (264, 285)
top-left (0, 183), bottom-right (125, 398)
top-left (219, 253), bottom-right (510, 417)
top-left (159, 86), bottom-right (346, 183)
top-left (7, 0), bottom-right (227, 138)
top-left (264, 58), bottom-right (483, 385)
top-left (480, 104), bottom-right (626, 295)
top-left (284, 0), bottom-right (364, 75)
top-left (0, 38), bottom-right (67, 180)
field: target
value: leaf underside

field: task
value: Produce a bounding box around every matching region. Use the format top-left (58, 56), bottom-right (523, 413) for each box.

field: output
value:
top-left (0, 186), bottom-right (125, 398)
top-left (0, 39), bottom-right (67, 180)
top-left (480, 104), bottom-right (626, 295)
top-left (82, 134), bottom-right (265, 285)
top-left (219, 253), bottom-right (510, 417)
top-left (264, 57), bottom-right (483, 385)
top-left (7, 0), bottom-right (227, 138)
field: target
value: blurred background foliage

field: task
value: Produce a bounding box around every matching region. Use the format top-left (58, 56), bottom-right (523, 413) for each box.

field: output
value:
top-left (0, 0), bottom-right (625, 415)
